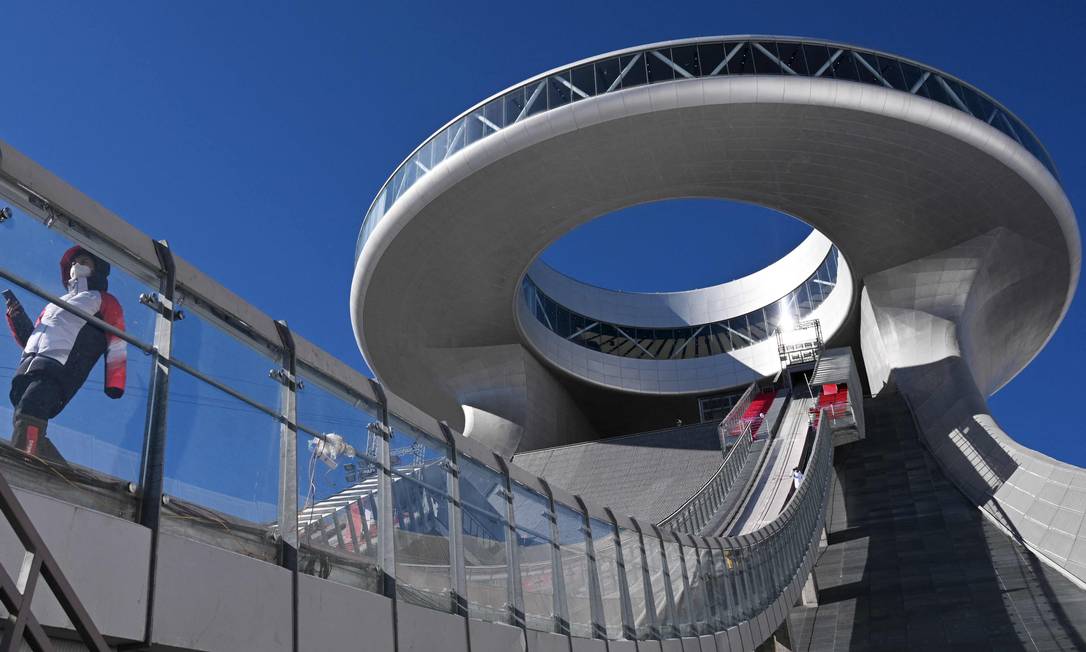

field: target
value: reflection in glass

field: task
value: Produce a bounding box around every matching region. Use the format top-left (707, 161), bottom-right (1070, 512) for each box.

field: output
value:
top-left (295, 374), bottom-right (382, 592)
top-left (459, 455), bottom-right (510, 621)
top-left (619, 528), bottom-right (649, 639)
top-left (555, 503), bottom-right (593, 637)
top-left (512, 482), bottom-right (555, 631)
top-left (389, 416), bottom-right (453, 611)
top-left (590, 518), bottom-right (624, 639)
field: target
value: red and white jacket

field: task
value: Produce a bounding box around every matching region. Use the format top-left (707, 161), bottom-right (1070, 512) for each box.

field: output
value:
top-left (6, 247), bottom-right (126, 399)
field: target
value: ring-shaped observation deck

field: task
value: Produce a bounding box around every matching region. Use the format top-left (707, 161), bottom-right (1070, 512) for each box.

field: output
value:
top-left (351, 35), bottom-right (1078, 457)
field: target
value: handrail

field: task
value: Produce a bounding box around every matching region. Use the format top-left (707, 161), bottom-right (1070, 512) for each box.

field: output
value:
top-left (657, 420), bottom-right (753, 532)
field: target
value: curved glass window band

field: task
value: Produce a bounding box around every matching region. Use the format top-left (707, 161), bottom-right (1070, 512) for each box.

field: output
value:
top-left (357, 38), bottom-right (1057, 259)
top-left (521, 247), bottom-right (839, 360)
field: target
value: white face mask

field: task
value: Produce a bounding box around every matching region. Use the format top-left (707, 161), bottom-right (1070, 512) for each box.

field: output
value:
top-left (70, 263), bottom-right (92, 280)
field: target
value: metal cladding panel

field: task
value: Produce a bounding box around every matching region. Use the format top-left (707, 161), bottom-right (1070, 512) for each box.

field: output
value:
top-left (152, 532), bottom-right (291, 652)
top-left (571, 636), bottom-right (608, 652)
top-left (470, 618), bottom-right (527, 652)
top-left (698, 634), bottom-right (720, 652)
top-left (636, 640), bottom-right (663, 652)
top-left (526, 629), bottom-right (570, 652)
top-left (0, 488), bottom-right (149, 642)
top-left (608, 640), bottom-right (639, 652)
top-left (297, 573), bottom-right (394, 652)
top-left (397, 601), bottom-right (469, 652)
top-left (661, 639), bottom-right (684, 652)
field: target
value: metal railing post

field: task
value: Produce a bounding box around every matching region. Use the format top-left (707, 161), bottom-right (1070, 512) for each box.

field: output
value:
top-left (271, 320), bottom-right (299, 652)
top-left (607, 510), bottom-right (637, 641)
top-left (438, 421), bottom-right (468, 618)
top-left (673, 534), bottom-right (696, 636)
top-left (653, 526), bottom-right (679, 639)
top-left (367, 380), bottom-right (397, 601)
top-left (633, 521), bottom-right (658, 640)
top-left (495, 456), bottom-right (525, 629)
top-left (133, 239), bottom-right (176, 650)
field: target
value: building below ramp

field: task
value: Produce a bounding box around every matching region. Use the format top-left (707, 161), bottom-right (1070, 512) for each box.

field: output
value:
top-left (788, 392), bottom-right (1086, 650)
top-left (513, 422), bottom-right (724, 523)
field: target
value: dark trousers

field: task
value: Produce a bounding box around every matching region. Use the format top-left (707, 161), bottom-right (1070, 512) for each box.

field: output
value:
top-left (10, 373), bottom-right (68, 421)
top-left (10, 373), bottom-right (67, 461)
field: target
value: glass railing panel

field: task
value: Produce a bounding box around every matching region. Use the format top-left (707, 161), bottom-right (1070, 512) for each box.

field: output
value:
top-left (662, 539), bottom-right (686, 637)
top-left (458, 454), bottom-right (510, 623)
top-left (590, 518), bottom-right (624, 639)
top-left (643, 534), bottom-right (670, 636)
top-left (0, 203), bottom-right (156, 499)
top-left (511, 481), bottom-right (555, 632)
top-left (619, 527), bottom-right (649, 639)
top-left (162, 299), bottom-right (284, 554)
top-left (388, 415), bottom-right (453, 612)
top-left (294, 374), bottom-right (382, 593)
top-left (682, 543), bottom-right (709, 634)
top-left (162, 363), bottom-right (280, 560)
top-left (555, 502), bottom-right (593, 638)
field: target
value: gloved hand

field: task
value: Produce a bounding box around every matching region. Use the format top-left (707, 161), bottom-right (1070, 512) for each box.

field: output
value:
top-left (3, 290), bottom-right (23, 316)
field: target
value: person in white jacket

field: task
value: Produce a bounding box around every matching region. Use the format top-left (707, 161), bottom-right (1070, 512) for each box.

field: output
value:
top-left (4, 246), bottom-right (127, 461)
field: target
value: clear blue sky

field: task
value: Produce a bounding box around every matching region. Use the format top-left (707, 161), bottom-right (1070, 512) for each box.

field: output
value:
top-left (1, 1), bottom-right (1083, 466)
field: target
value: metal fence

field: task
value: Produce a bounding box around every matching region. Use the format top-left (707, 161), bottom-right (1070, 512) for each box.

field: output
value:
top-left (658, 386), bottom-right (759, 534)
top-left (0, 156), bottom-right (832, 644)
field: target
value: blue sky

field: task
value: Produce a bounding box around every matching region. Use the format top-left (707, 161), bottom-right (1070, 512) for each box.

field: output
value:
top-left (1, 1), bottom-right (1083, 466)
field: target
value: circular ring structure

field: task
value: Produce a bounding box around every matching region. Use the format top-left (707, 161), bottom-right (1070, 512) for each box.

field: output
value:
top-left (351, 36), bottom-right (1079, 457)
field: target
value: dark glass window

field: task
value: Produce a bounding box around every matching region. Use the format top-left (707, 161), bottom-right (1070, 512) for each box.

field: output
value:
top-left (523, 80), bottom-right (548, 118)
top-left (570, 64), bottom-right (597, 99)
top-left (555, 305), bottom-right (572, 338)
top-left (595, 57), bottom-right (621, 94)
top-left (959, 85), bottom-right (994, 122)
top-left (646, 50), bottom-right (676, 83)
top-left (898, 62), bottom-right (929, 97)
top-left (465, 111), bottom-right (486, 145)
top-left (921, 75), bottom-right (958, 111)
top-left (698, 42), bottom-right (727, 75)
top-left (650, 331), bottom-right (671, 359)
top-left (876, 56), bottom-right (908, 91)
top-left (482, 98), bottom-right (504, 132)
top-left (619, 53), bottom-right (648, 88)
top-left (504, 87), bottom-right (527, 126)
top-left (752, 42), bottom-right (783, 74)
top-left (671, 45), bottom-right (701, 77)
top-left (747, 309), bottom-right (768, 340)
top-left (729, 43), bottom-right (755, 75)
top-left (547, 72), bottom-right (573, 108)
top-left (727, 316), bottom-right (751, 348)
top-left (852, 52), bottom-right (883, 85)
top-left (802, 44), bottom-right (833, 77)
top-left (776, 42), bottom-right (808, 75)
top-left (827, 49), bottom-right (860, 82)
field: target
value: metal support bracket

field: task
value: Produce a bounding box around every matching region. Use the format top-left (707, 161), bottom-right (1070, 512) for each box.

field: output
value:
top-left (138, 292), bottom-right (184, 321)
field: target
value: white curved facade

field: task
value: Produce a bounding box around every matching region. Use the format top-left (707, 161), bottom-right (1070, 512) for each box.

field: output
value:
top-left (351, 35), bottom-right (1086, 584)
top-left (516, 233), bottom-right (853, 394)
